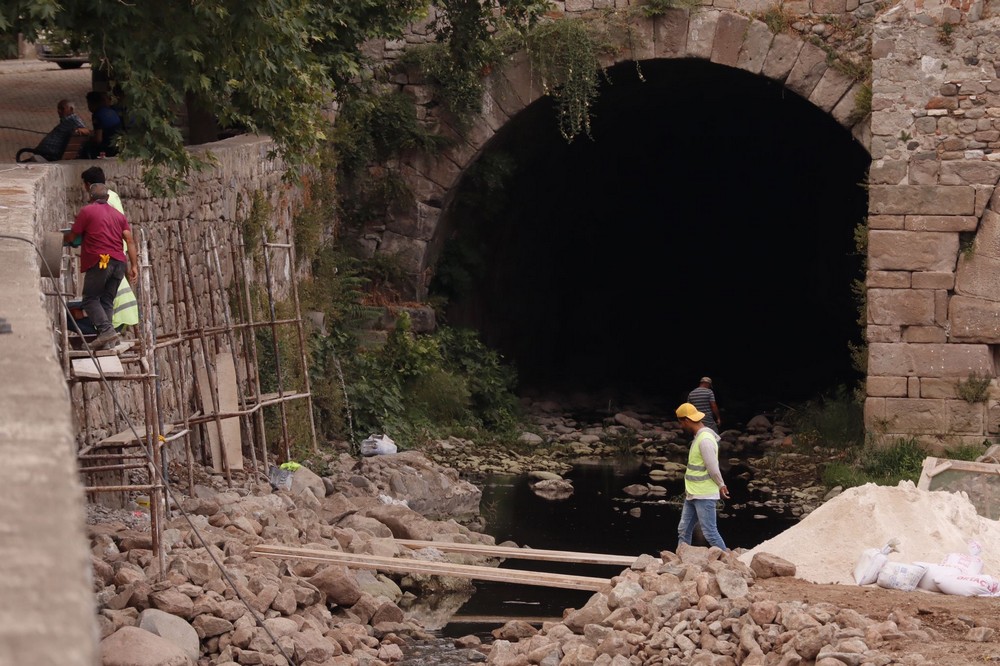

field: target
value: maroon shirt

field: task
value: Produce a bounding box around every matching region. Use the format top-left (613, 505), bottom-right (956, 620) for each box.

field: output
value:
top-left (71, 201), bottom-right (129, 272)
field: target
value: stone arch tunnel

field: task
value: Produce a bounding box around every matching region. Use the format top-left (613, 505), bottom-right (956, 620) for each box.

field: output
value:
top-left (427, 57), bottom-right (871, 414)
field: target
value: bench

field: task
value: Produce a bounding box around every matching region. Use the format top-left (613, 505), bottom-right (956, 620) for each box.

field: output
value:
top-left (60, 134), bottom-right (88, 160)
top-left (14, 133), bottom-right (89, 163)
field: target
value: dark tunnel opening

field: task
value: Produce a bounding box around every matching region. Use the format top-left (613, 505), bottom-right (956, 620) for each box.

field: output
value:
top-left (430, 58), bottom-right (871, 419)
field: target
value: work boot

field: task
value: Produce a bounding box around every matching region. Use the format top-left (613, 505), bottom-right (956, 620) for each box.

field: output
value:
top-left (92, 327), bottom-right (119, 349)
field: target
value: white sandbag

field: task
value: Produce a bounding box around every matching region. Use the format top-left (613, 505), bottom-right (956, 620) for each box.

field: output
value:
top-left (935, 573), bottom-right (999, 597)
top-left (876, 562), bottom-right (927, 592)
top-left (853, 538), bottom-right (901, 585)
top-left (940, 540), bottom-right (984, 576)
top-left (360, 434), bottom-right (398, 456)
top-left (914, 562), bottom-right (963, 593)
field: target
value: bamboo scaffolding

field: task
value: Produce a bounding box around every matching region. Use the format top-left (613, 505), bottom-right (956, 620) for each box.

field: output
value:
top-left (252, 545), bottom-right (612, 592)
top-left (209, 227), bottom-right (258, 475)
top-left (56, 202), bottom-right (318, 586)
top-left (285, 228), bottom-right (318, 453)
top-left (176, 223), bottom-right (232, 484)
top-left (394, 540), bottom-right (638, 567)
top-left (234, 231), bottom-right (270, 471)
top-left (261, 239), bottom-right (291, 460)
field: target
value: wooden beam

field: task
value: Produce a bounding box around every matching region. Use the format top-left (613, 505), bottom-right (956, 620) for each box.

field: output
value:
top-left (394, 539), bottom-right (638, 567)
top-left (252, 545), bottom-right (610, 592)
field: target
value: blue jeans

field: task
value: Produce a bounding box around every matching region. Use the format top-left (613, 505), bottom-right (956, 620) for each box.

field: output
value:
top-left (678, 498), bottom-right (728, 551)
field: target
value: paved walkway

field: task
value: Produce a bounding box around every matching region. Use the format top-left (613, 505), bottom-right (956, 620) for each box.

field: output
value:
top-left (0, 58), bottom-right (92, 163)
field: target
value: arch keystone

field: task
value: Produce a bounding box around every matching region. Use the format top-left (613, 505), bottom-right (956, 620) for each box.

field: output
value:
top-left (736, 20), bottom-right (774, 74)
top-left (809, 67), bottom-right (856, 112)
top-left (686, 10), bottom-right (721, 59)
top-left (832, 82), bottom-right (866, 127)
top-left (785, 42), bottom-right (829, 98)
top-left (653, 8), bottom-right (689, 57)
top-left (761, 32), bottom-right (803, 81)
top-left (711, 13), bottom-right (750, 67)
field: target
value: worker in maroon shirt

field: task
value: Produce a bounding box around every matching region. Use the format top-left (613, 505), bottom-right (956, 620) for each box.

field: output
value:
top-left (63, 183), bottom-right (138, 350)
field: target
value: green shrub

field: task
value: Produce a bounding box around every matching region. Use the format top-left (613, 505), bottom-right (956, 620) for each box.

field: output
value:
top-left (759, 4), bottom-right (794, 34)
top-left (944, 441), bottom-right (989, 461)
top-left (957, 372), bottom-right (991, 404)
top-left (821, 437), bottom-right (929, 490)
top-left (858, 437), bottom-right (927, 485)
top-left (343, 314), bottom-right (520, 448)
top-left (785, 386), bottom-right (864, 450)
top-left (407, 368), bottom-right (472, 424)
top-left (821, 461), bottom-right (868, 489)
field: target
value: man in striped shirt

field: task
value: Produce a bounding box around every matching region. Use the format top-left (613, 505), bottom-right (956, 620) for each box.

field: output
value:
top-left (688, 377), bottom-right (722, 433)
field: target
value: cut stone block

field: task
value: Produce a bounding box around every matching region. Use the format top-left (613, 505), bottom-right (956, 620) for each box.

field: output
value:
top-left (949, 295), bottom-right (1000, 342)
top-left (868, 342), bottom-right (993, 377)
top-left (870, 185), bottom-right (976, 215)
top-left (868, 288), bottom-right (935, 325)
top-left (869, 230), bottom-right (959, 272)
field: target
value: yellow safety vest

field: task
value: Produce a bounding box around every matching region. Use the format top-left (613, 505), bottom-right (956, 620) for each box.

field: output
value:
top-left (107, 189), bottom-right (139, 329)
top-left (112, 280), bottom-right (138, 328)
top-left (685, 428), bottom-right (721, 496)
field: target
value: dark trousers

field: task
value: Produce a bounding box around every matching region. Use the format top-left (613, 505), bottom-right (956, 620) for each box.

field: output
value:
top-left (82, 259), bottom-right (125, 335)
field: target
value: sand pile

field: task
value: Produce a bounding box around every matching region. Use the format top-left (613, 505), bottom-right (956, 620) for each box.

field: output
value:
top-left (740, 481), bottom-right (1000, 584)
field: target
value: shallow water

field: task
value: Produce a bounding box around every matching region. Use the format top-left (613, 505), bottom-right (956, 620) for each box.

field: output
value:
top-left (441, 456), bottom-right (796, 636)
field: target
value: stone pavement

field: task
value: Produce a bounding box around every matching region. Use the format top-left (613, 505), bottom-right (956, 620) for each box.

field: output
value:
top-left (0, 58), bottom-right (92, 163)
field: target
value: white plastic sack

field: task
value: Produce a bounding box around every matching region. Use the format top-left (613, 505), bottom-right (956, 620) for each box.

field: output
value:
top-left (940, 540), bottom-right (984, 576)
top-left (360, 434), bottom-right (398, 457)
top-left (876, 562), bottom-right (927, 592)
top-left (914, 562), bottom-right (963, 593)
top-left (853, 538), bottom-right (901, 585)
top-left (935, 573), bottom-right (1000, 597)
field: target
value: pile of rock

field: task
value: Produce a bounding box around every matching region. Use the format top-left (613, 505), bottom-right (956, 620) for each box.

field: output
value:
top-left (93, 452), bottom-right (494, 666)
top-left (484, 545), bottom-right (936, 666)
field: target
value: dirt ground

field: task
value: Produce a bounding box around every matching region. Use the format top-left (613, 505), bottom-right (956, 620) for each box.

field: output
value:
top-left (756, 577), bottom-right (1000, 665)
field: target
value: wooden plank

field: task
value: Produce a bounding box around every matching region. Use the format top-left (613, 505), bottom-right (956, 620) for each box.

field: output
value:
top-left (99, 424), bottom-right (174, 445)
top-left (216, 352), bottom-right (244, 471)
top-left (195, 362), bottom-right (224, 473)
top-left (917, 457), bottom-right (937, 491)
top-left (926, 460), bottom-right (954, 479)
top-left (447, 615), bottom-right (561, 625)
top-left (395, 539), bottom-right (637, 567)
top-left (252, 545), bottom-right (610, 592)
top-left (259, 391), bottom-right (301, 402)
top-left (72, 356), bottom-right (124, 378)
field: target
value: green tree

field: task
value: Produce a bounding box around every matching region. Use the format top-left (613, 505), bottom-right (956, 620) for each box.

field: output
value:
top-left (2, 0), bottom-right (427, 190)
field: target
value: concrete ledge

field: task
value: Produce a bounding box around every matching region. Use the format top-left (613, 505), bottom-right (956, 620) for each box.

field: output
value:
top-left (0, 166), bottom-right (96, 666)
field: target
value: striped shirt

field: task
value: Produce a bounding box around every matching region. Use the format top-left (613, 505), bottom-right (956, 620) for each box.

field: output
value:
top-left (688, 386), bottom-right (718, 431)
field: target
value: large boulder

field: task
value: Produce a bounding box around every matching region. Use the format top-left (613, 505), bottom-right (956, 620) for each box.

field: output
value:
top-left (100, 626), bottom-right (192, 666)
top-left (138, 609), bottom-right (199, 663)
top-left (310, 565), bottom-right (363, 606)
top-left (750, 552), bottom-right (796, 579)
top-left (361, 503), bottom-right (439, 541)
top-left (291, 466), bottom-right (327, 500)
top-left (330, 451), bottom-right (481, 519)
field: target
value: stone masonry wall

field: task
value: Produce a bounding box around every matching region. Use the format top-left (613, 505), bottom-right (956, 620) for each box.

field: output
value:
top-left (866, 0), bottom-right (1000, 445)
top-left (36, 135), bottom-right (300, 450)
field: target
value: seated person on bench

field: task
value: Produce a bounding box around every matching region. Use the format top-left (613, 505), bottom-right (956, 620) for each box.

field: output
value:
top-left (16, 99), bottom-right (91, 162)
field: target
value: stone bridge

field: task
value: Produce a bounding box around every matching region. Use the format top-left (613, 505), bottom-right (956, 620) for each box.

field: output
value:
top-left (361, 0), bottom-right (1000, 447)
